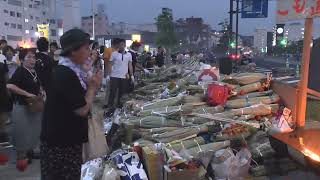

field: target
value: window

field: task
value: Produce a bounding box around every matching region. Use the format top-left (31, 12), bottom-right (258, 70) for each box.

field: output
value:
top-left (10, 23), bottom-right (16, 28)
top-left (35, 17), bottom-right (40, 21)
top-left (51, 29), bottom-right (57, 36)
top-left (8, 0), bottom-right (22, 6)
top-left (29, 4), bottom-right (32, 8)
top-left (17, 24), bottom-right (22, 29)
top-left (42, 11), bottom-right (45, 15)
top-left (25, 30), bottom-right (29, 34)
top-left (25, 18), bottom-right (29, 23)
top-left (31, 26), bottom-right (34, 30)
top-left (3, 10), bottom-right (8, 13)
top-left (30, 15), bottom-right (33, 19)
top-left (16, 12), bottom-right (21, 17)
top-left (4, 22), bottom-right (9, 26)
top-left (50, 19), bottom-right (56, 24)
top-left (10, 11), bottom-right (15, 17)
top-left (7, 35), bottom-right (22, 41)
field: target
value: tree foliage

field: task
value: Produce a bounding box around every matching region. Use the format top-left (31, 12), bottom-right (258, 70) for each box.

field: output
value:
top-left (155, 11), bottom-right (178, 48)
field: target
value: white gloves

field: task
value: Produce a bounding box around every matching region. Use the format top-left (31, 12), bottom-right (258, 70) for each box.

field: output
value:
top-left (143, 69), bottom-right (150, 74)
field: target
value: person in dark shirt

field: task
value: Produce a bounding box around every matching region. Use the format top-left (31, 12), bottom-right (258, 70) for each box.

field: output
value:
top-left (48, 42), bottom-right (59, 59)
top-left (35, 37), bottom-right (54, 95)
top-left (7, 48), bottom-right (43, 171)
top-left (155, 46), bottom-right (165, 67)
top-left (0, 61), bottom-right (11, 144)
top-left (40, 29), bottom-right (102, 180)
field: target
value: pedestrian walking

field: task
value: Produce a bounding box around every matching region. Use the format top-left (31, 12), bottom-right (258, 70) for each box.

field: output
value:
top-left (48, 42), bottom-right (59, 59)
top-left (0, 39), bottom-right (7, 54)
top-left (6, 48), bottom-right (44, 171)
top-left (155, 46), bottom-right (165, 67)
top-left (106, 39), bottom-right (133, 112)
top-left (40, 29), bottom-right (102, 180)
top-left (35, 37), bottom-right (55, 95)
top-left (103, 38), bottom-right (120, 108)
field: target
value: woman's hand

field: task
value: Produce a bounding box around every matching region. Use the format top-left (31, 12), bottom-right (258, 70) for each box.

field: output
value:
top-left (26, 93), bottom-right (37, 98)
top-left (88, 70), bottom-right (103, 91)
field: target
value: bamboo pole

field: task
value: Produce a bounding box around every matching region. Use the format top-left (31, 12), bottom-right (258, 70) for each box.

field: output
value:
top-left (297, 18), bottom-right (314, 127)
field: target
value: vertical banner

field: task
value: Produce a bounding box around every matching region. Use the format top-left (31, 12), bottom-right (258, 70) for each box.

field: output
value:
top-left (37, 24), bottom-right (50, 40)
top-left (277, 0), bottom-right (320, 23)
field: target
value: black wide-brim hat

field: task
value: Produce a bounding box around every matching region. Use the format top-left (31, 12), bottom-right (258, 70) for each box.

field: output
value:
top-left (60, 28), bottom-right (90, 56)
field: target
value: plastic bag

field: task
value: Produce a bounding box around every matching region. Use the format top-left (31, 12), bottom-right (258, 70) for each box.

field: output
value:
top-left (270, 107), bottom-right (294, 133)
top-left (229, 148), bottom-right (252, 180)
top-left (211, 148), bottom-right (234, 180)
top-left (211, 148), bottom-right (252, 180)
top-left (101, 163), bottom-right (121, 180)
top-left (81, 158), bottom-right (104, 180)
top-left (112, 151), bottom-right (148, 180)
top-left (83, 117), bottom-right (109, 163)
top-left (207, 83), bottom-right (230, 106)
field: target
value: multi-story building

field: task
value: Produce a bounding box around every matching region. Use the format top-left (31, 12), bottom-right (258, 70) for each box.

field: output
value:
top-left (253, 28), bottom-right (268, 53)
top-left (63, 0), bottom-right (81, 32)
top-left (81, 4), bottom-right (110, 37)
top-left (0, 0), bottom-right (60, 47)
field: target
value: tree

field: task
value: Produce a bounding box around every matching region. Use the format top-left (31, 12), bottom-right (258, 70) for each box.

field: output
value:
top-left (155, 11), bottom-right (178, 52)
top-left (217, 19), bottom-right (231, 51)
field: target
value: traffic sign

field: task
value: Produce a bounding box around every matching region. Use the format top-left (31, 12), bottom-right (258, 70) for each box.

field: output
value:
top-left (241, 0), bottom-right (268, 18)
top-left (277, 0), bottom-right (320, 23)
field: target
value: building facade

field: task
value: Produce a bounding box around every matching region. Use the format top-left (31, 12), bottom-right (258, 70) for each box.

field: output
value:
top-left (253, 28), bottom-right (268, 53)
top-left (81, 4), bottom-right (110, 37)
top-left (63, 0), bottom-right (81, 32)
top-left (0, 0), bottom-right (60, 47)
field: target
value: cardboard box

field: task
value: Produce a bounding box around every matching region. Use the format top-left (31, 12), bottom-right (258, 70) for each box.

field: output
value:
top-left (164, 167), bottom-right (200, 180)
top-left (142, 146), bottom-right (164, 180)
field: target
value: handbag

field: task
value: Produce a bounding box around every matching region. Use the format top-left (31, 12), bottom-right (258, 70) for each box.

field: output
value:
top-left (83, 117), bottom-right (109, 163)
top-left (26, 95), bottom-right (45, 112)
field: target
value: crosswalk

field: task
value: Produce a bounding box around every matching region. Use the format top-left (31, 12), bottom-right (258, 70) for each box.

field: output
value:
top-left (255, 66), bottom-right (301, 85)
top-left (255, 67), bottom-right (273, 74)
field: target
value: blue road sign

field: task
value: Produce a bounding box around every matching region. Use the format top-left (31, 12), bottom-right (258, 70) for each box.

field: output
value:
top-left (241, 0), bottom-right (268, 18)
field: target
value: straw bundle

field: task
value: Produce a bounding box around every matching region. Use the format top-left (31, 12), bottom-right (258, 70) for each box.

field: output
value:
top-left (138, 104), bottom-right (193, 117)
top-left (182, 95), bottom-right (205, 104)
top-left (186, 141), bottom-right (231, 158)
top-left (153, 126), bottom-right (207, 143)
top-left (236, 82), bottom-right (262, 95)
top-left (166, 137), bottom-right (206, 152)
top-left (233, 90), bottom-right (273, 99)
top-left (131, 116), bottom-right (185, 128)
top-left (230, 104), bottom-right (279, 116)
top-left (141, 96), bottom-right (183, 111)
top-left (231, 73), bottom-right (265, 85)
top-left (225, 95), bottom-right (280, 109)
top-left (192, 105), bottom-right (224, 114)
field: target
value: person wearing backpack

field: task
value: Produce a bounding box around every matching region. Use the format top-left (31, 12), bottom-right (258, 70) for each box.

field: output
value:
top-left (35, 37), bottom-right (54, 95)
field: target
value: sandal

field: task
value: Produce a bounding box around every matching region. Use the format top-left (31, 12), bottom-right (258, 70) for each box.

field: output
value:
top-left (16, 159), bottom-right (28, 172)
top-left (0, 153), bottom-right (9, 165)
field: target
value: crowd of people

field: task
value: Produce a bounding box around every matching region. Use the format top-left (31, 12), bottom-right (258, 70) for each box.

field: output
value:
top-left (0, 28), bottom-right (174, 179)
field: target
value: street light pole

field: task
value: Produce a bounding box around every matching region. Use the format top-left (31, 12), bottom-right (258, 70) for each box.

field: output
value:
top-left (92, 0), bottom-right (95, 40)
top-left (235, 0), bottom-right (239, 56)
top-left (229, 0), bottom-right (234, 48)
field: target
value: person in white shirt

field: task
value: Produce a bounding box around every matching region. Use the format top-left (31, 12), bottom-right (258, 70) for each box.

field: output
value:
top-left (106, 39), bottom-right (133, 110)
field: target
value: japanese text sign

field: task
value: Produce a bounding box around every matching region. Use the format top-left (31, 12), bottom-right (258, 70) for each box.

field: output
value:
top-left (277, 0), bottom-right (320, 22)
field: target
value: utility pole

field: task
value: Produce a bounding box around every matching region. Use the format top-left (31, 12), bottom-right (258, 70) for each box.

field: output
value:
top-left (229, 0), bottom-right (234, 48)
top-left (235, 0), bottom-right (239, 56)
top-left (92, 0), bottom-right (95, 40)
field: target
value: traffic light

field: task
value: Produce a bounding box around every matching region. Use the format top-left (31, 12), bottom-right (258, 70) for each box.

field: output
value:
top-left (229, 41), bottom-right (236, 48)
top-left (280, 39), bottom-right (288, 47)
top-left (276, 24), bottom-right (285, 47)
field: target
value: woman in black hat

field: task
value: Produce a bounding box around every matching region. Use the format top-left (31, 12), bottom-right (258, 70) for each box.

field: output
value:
top-left (40, 29), bottom-right (102, 180)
